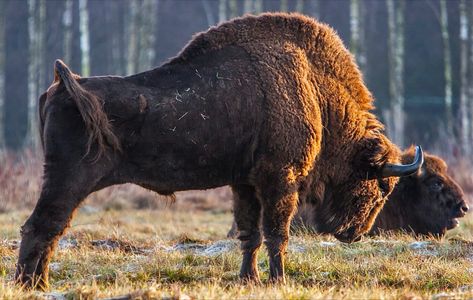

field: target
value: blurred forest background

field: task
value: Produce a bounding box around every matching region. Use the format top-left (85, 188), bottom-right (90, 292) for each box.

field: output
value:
top-left (1, 0), bottom-right (473, 157)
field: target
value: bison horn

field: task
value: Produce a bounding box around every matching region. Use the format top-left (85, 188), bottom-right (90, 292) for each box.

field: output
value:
top-left (380, 146), bottom-right (424, 178)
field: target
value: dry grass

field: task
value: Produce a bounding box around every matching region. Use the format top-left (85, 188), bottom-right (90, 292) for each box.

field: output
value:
top-left (1, 209), bottom-right (473, 299)
top-left (1, 151), bottom-right (473, 299)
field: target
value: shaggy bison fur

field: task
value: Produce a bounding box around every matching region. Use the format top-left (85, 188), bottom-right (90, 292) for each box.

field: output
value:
top-left (230, 148), bottom-right (467, 238)
top-left (16, 13), bottom-right (422, 289)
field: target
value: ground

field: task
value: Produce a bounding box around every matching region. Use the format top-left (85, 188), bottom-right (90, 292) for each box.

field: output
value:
top-left (1, 184), bottom-right (473, 299)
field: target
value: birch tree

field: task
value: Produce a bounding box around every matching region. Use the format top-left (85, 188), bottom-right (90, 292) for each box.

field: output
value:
top-left (280, 0), bottom-right (289, 12)
top-left (350, 0), bottom-right (367, 74)
top-left (440, 0), bottom-right (453, 136)
top-left (79, 0), bottom-right (90, 76)
top-left (243, 0), bottom-right (253, 14)
top-left (218, 0), bottom-right (227, 23)
top-left (70, 0), bottom-right (82, 72)
top-left (386, 0), bottom-right (405, 147)
top-left (139, 0), bottom-right (158, 71)
top-left (254, 0), bottom-right (263, 13)
top-left (228, 0), bottom-right (238, 18)
top-left (459, 0), bottom-right (470, 154)
top-left (468, 0), bottom-right (473, 146)
top-left (27, 0), bottom-right (46, 149)
top-left (127, 0), bottom-right (140, 74)
top-left (295, 0), bottom-right (305, 13)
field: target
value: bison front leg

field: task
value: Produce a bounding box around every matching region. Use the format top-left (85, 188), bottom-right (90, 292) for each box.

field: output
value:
top-left (232, 184), bottom-right (262, 283)
top-left (15, 170), bottom-right (93, 290)
top-left (257, 175), bottom-right (298, 284)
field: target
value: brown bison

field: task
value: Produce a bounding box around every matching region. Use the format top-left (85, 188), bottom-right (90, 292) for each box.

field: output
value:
top-left (16, 13), bottom-right (423, 289)
top-left (230, 148), bottom-right (466, 238)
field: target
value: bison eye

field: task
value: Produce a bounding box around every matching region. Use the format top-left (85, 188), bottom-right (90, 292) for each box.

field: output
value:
top-left (430, 181), bottom-right (443, 192)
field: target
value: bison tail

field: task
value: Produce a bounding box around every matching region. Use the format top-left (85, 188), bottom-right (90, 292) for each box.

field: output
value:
top-left (53, 59), bottom-right (121, 161)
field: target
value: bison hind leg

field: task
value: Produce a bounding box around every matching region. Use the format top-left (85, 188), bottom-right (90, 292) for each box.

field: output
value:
top-left (15, 162), bottom-right (106, 290)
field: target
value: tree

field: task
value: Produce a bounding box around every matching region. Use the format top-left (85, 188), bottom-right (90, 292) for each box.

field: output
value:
top-left (4, 0), bottom-right (29, 150)
top-left (295, 0), bottom-right (305, 13)
top-left (0, 0), bottom-right (5, 148)
top-left (27, 0), bottom-right (46, 149)
top-left (459, 0), bottom-right (470, 155)
top-left (219, 0), bottom-right (227, 23)
top-left (79, 0), bottom-right (90, 76)
top-left (88, 0), bottom-right (114, 75)
top-left (280, 0), bottom-right (288, 12)
top-left (386, 0), bottom-right (405, 147)
top-left (439, 0), bottom-right (453, 136)
top-left (350, 0), bottom-right (367, 74)
top-left (70, 0), bottom-right (82, 73)
top-left (469, 0), bottom-right (473, 148)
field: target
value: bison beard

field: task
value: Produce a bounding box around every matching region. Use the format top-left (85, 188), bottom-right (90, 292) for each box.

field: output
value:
top-left (16, 13), bottom-right (423, 289)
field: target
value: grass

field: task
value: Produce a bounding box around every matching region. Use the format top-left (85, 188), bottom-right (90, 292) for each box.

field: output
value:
top-left (1, 207), bottom-right (473, 299)
top-left (1, 151), bottom-right (473, 299)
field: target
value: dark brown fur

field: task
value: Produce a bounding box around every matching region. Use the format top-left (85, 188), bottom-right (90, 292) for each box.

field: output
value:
top-left (230, 149), bottom-right (468, 238)
top-left (17, 13), bottom-right (404, 289)
top-left (370, 148), bottom-right (468, 236)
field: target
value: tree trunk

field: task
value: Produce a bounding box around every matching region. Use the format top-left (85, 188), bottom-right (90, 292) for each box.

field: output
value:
top-left (70, 0), bottom-right (82, 72)
top-left (63, 0), bottom-right (73, 66)
top-left (243, 0), bottom-right (253, 13)
top-left (139, 0), bottom-right (158, 71)
top-left (4, 0), bottom-right (29, 150)
top-left (202, 0), bottom-right (216, 25)
top-left (295, 0), bottom-right (305, 13)
top-left (79, 0), bottom-right (90, 76)
top-left (440, 0), bottom-right (453, 136)
top-left (45, 0), bottom-right (65, 85)
top-left (350, 0), bottom-right (367, 74)
top-left (218, 0), bottom-right (227, 23)
top-left (88, 0), bottom-right (113, 75)
top-left (113, 0), bottom-right (129, 75)
top-left (228, 0), bottom-right (238, 18)
top-left (386, 0), bottom-right (405, 147)
top-left (0, 0), bottom-right (5, 148)
top-left (468, 0), bottom-right (473, 147)
top-left (254, 0), bottom-right (263, 13)
top-left (459, 0), bottom-right (470, 155)
top-left (127, 0), bottom-right (141, 74)
top-left (27, 0), bottom-right (46, 149)
top-left (280, 0), bottom-right (288, 12)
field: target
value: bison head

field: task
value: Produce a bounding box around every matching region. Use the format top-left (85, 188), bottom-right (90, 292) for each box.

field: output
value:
top-left (388, 148), bottom-right (469, 236)
top-left (313, 137), bottom-right (424, 243)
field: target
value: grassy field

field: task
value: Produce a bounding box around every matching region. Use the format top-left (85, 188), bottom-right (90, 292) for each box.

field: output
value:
top-left (1, 193), bottom-right (473, 299)
top-left (2, 153), bottom-right (473, 299)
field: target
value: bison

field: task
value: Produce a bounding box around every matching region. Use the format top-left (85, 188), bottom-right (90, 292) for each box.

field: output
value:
top-left (229, 148), bottom-right (468, 238)
top-left (16, 13), bottom-right (423, 289)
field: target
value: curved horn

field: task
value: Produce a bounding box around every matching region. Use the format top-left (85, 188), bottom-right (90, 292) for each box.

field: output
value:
top-left (380, 146), bottom-right (424, 178)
